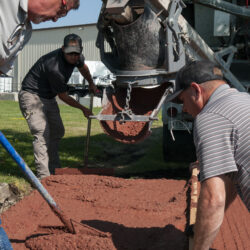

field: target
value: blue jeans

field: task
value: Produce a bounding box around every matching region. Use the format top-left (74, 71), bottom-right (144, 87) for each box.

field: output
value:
top-left (0, 219), bottom-right (13, 250)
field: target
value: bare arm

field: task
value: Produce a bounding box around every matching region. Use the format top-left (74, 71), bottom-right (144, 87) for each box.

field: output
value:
top-left (58, 92), bottom-right (92, 118)
top-left (78, 64), bottom-right (98, 94)
top-left (193, 176), bottom-right (227, 250)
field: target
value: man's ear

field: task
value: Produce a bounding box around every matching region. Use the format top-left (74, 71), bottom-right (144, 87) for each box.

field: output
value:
top-left (190, 82), bottom-right (202, 101)
top-left (62, 46), bottom-right (65, 52)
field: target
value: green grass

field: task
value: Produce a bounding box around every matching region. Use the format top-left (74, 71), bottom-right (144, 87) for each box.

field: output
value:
top-left (0, 100), bottom-right (189, 189)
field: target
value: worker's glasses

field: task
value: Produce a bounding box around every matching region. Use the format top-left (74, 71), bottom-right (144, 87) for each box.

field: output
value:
top-left (57, 0), bottom-right (68, 18)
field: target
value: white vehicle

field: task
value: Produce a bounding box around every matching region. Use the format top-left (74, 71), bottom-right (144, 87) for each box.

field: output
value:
top-left (67, 61), bottom-right (115, 101)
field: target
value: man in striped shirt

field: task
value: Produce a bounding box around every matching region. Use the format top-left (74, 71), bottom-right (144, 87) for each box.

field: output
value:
top-left (166, 60), bottom-right (250, 250)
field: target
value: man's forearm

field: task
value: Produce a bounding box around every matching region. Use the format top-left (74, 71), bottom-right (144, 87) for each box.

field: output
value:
top-left (58, 92), bottom-right (92, 118)
top-left (79, 64), bottom-right (100, 95)
top-left (193, 198), bottom-right (224, 249)
top-left (80, 65), bottom-right (94, 85)
top-left (58, 92), bottom-right (86, 111)
top-left (85, 72), bottom-right (94, 85)
top-left (193, 177), bottom-right (226, 250)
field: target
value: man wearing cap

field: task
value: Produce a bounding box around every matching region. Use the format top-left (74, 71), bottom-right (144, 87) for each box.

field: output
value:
top-left (0, 1), bottom-right (80, 248)
top-left (18, 33), bottom-right (98, 179)
top-left (168, 60), bottom-right (250, 250)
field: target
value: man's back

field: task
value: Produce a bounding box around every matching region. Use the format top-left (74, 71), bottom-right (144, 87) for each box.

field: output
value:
top-left (21, 49), bottom-right (80, 99)
top-left (194, 84), bottom-right (250, 210)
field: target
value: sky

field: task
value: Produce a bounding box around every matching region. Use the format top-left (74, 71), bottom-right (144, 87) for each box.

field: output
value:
top-left (33, 0), bottom-right (102, 29)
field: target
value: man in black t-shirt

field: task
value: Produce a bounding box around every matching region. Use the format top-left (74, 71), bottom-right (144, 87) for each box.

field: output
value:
top-left (18, 33), bottom-right (98, 179)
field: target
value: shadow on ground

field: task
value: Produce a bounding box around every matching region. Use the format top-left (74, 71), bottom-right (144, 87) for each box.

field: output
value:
top-left (82, 220), bottom-right (188, 250)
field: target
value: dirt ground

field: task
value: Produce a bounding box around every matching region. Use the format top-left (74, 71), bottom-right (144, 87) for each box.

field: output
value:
top-left (1, 174), bottom-right (249, 250)
top-left (2, 175), bottom-right (188, 250)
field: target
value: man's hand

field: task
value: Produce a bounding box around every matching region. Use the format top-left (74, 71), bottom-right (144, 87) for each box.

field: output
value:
top-left (82, 107), bottom-right (93, 118)
top-left (88, 83), bottom-right (97, 93)
top-left (89, 83), bottom-right (102, 97)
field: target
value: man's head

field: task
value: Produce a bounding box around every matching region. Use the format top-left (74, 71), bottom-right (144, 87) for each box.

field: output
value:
top-left (167, 60), bottom-right (225, 117)
top-left (62, 34), bottom-right (83, 64)
top-left (28, 0), bottom-right (80, 24)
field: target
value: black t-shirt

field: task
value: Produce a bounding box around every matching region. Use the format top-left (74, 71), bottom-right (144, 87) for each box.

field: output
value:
top-left (21, 48), bottom-right (85, 99)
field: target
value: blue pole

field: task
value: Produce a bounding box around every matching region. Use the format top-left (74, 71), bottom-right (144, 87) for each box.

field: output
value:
top-left (0, 131), bottom-right (57, 207)
top-left (0, 131), bottom-right (75, 233)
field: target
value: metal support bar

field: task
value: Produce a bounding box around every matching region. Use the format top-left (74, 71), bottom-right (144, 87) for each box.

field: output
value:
top-left (89, 114), bottom-right (158, 122)
top-left (149, 86), bottom-right (173, 128)
top-left (178, 15), bottom-right (247, 92)
top-left (165, 0), bottom-right (186, 72)
top-left (105, 0), bottom-right (130, 14)
top-left (150, 86), bottom-right (173, 120)
top-left (90, 85), bottom-right (173, 123)
top-left (214, 46), bottom-right (247, 92)
top-left (195, 0), bottom-right (250, 19)
top-left (84, 93), bottom-right (94, 167)
top-left (214, 46), bottom-right (236, 70)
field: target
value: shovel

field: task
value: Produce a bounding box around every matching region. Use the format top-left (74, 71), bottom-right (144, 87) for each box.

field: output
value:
top-left (55, 91), bottom-right (115, 175)
top-left (0, 131), bottom-right (75, 234)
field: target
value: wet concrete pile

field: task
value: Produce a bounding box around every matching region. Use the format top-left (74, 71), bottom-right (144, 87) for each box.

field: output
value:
top-left (1, 174), bottom-right (249, 249)
top-left (2, 175), bottom-right (188, 250)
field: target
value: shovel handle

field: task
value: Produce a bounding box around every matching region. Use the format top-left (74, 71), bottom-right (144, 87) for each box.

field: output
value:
top-left (0, 131), bottom-right (74, 233)
top-left (84, 93), bottom-right (94, 166)
top-left (0, 131), bottom-right (57, 207)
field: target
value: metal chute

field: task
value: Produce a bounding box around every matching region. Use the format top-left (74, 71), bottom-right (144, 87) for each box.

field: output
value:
top-left (93, 0), bottom-right (185, 143)
top-left (92, 0), bottom-right (248, 143)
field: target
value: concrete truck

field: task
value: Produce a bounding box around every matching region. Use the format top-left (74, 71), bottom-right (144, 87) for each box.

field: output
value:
top-left (91, 0), bottom-right (250, 161)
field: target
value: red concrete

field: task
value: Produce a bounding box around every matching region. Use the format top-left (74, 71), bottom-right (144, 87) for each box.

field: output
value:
top-left (55, 167), bottom-right (114, 176)
top-left (2, 174), bottom-right (249, 249)
top-left (2, 175), bottom-right (188, 250)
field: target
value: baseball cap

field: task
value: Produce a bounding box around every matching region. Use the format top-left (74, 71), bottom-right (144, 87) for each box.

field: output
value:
top-left (165, 60), bottom-right (224, 103)
top-left (63, 33), bottom-right (83, 54)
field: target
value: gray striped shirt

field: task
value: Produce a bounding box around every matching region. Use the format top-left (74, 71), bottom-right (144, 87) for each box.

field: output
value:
top-left (194, 84), bottom-right (250, 211)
